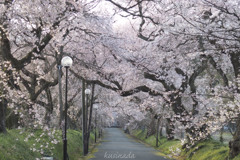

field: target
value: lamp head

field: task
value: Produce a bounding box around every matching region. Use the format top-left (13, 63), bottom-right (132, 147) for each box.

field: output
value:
top-left (94, 105), bottom-right (99, 109)
top-left (85, 89), bottom-right (91, 95)
top-left (61, 56), bottom-right (73, 67)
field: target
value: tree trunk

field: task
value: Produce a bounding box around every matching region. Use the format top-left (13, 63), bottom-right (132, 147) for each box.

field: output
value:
top-left (220, 127), bottom-right (224, 143)
top-left (58, 65), bottom-right (64, 127)
top-left (166, 118), bottom-right (174, 140)
top-left (44, 88), bottom-right (53, 125)
top-left (87, 84), bottom-right (95, 148)
top-left (0, 99), bottom-right (7, 134)
top-left (145, 118), bottom-right (156, 139)
top-left (229, 115), bottom-right (240, 159)
top-left (6, 108), bottom-right (19, 129)
top-left (0, 25), bottom-right (9, 134)
top-left (156, 118), bottom-right (160, 147)
top-left (159, 125), bottom-right (163, 137)
top-left (229, 52), bottom-right (240, 159)
top-left (82, 80), bottom-right (88, 156)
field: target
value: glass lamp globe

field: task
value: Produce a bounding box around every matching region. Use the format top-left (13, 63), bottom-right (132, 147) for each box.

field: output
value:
top-left (94, 105), bottom-right (99, 109)
top-left (85, 89), bottom-right (91, 95)
top-left (61, 56), bottom-right (73, 67)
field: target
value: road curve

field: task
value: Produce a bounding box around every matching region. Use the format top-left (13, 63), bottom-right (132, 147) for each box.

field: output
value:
top-left (90, 128), bottom-right (170, 160)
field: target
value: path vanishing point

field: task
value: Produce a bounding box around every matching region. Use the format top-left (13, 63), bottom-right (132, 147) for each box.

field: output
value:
top-left (90, 128), bottom-right (170, 160)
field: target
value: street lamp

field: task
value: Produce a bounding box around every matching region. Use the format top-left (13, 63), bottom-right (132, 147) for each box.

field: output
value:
top-left (85, 88), bottom-right (91, 95)
top-left (61, 56), bottom-right (73, 160)
top-left (84, 89), bottom-right (91, 128)
top-left (84, 88), bottom-right (91, 154)
top-left (94, 105), bottom-right (99, 143)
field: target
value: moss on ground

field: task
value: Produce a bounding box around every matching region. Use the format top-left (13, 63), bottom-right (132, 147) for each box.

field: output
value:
top-left (131, 129), bottom-right (240, 160)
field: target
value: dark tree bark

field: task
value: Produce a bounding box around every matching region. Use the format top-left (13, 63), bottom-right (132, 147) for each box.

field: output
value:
top-left (0, 25), bottom-right (10, 134)
top-left (82, 80), bottom-right (88, 156)
top-left (87, 83), bottom-right (95, 151)
top-left (229, 115), bottom-right (240, 159)
top-left (156, 117), bottom-right (160, 147)
top-left (57, 52), bottom-right (64, 127)
top-left (6, 107), bottom-right (19, 129)
top-left (44, 88), bottom-right (53, 125)
top-left (159, 125), bottom-right (163, 137)
top-left (229, 52), bottom-right (240, 159)
top-left (145, 118), bottom-right (156, 139)
top-left (0, 99), bottom-right (7, 134)
top-left (0, 4), bottom-right (68, 131)
top-left (166, 118), bottom-right (175, 140)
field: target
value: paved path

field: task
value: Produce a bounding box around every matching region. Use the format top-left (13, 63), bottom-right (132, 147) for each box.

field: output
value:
top-left (90, 128), bottom-right (170, 160)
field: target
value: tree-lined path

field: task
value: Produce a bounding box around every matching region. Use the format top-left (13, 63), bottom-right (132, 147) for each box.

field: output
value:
top-left (90, 128), bottom-right (169, 160)
top-left (1, 0), bottom-right (240, 159)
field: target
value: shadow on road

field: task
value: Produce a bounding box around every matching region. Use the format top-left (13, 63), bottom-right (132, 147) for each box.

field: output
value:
top-left (90, 128), bottom-right (170, 160)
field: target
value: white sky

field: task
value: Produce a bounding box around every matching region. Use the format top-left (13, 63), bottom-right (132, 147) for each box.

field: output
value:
top-left (90, 0), bottom-right (133, 33)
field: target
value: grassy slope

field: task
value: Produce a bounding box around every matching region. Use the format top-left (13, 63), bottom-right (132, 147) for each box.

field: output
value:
top-left (0, 129), bottom-right (96, 160)
top-left (131, 130), bottom-right (181, 159)
top-left (131, 130), bottom-right (240, 160)
top-left (0, 130), bottom-right (38, 160)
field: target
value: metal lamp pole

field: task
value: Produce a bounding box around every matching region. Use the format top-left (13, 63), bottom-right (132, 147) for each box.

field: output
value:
top-left (94, 105), bottom-right (99, 143)
top-left (99, 116), bottom-right (102, 138)
top-left (61, 56), bottom-right (73, 160)
top-left (84, 88), bottom-right (91, 154)
top-left (95, 110), bottom-right (97, 143)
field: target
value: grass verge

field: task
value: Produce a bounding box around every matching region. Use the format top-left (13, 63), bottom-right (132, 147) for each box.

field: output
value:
top-left (130, 129), bottom-right (240, 160)
top-left (130, 129), bottom-right (181, 159)
top-left (0, 129), bottom-right (97, 160)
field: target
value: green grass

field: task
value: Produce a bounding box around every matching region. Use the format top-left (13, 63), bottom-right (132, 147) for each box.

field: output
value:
top-left (0, 129), bottom-right (40, 160)
top-left (131, 130), bottom-right (181, 159)
top-left (181, 139), bottom-right (240, 160)
top-left (131, 129), bottom-right (240, 160)
top-left (0, 129), bottom-right (97, 160)
top-left (181, 139), bottom-right (229, 160)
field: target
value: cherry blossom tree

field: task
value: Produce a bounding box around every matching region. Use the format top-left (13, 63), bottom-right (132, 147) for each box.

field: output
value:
top-left (1, 0), bottom-right (240, 159)
top-left (0, 0), bottom-right (126, 156)
top-left (104, 1), bottom-right (240, 158)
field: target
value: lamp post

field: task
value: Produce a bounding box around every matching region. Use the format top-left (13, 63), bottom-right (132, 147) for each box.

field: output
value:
top-left (84, 88), bottom-right (91, 155)
top-left (85, 89), bottom-right (91, 126)
top-left (94, 105), bottom-right (98, 143)
top-left (61, 56), bottom-right (73, 160)
top-left (99, 116), bottom-right (102, 138)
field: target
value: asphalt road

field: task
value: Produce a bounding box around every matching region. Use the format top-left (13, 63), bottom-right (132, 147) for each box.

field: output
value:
top-left (90, 128), bottom-right (170, 160)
